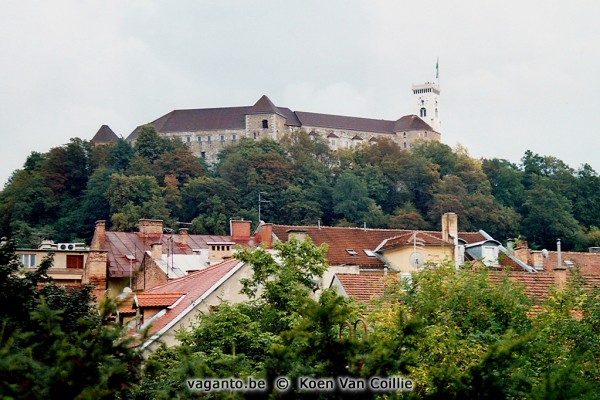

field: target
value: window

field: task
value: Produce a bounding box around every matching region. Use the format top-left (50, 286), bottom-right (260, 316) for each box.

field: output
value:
top-left (201, 152), bottom-right (206, 159)
top-left (404, 142), bottom-right (407, 149)
top-left (403, 132), bottom-right (407, 138)
top-left (66, 255), bottom-right (84, 269)
top-left (364, 250), bottom-right (376, 257)
top-left (207, 135), bottom-right (212, 143)
top-left (232, 134), bottom-right (237, 142)
top-left (420, 108), bottom-right (427, 117)
top-left (197, 136), bottom-right (202, 143)
top-left (220, 134), bottom-right (225, 144)
top-left (262, 119), bottom-right (269, 129)
top-left (346, 249), bottom-right (358, 256)
top-left (20, 254), bottom-right (36, 267)
top-left (186, 136), bottom-right (191, 143)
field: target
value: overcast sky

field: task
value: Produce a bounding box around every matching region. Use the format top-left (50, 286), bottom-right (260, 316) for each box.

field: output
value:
top-left (1, 1), bottom-right (599, 187)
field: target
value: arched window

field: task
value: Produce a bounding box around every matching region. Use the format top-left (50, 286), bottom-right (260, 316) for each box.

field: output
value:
top-left (420, 108), bottom-right (427, 118)
top-left (262, 119), bottom-right (269, 129)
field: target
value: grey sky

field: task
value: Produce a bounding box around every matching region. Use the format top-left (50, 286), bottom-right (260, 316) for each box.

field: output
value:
top-left (1, 1), bottom-right (599, 187)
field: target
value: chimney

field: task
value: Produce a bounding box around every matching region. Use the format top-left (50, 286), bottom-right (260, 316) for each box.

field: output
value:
top-left (261, 223), bottom-right (273, 248)
top-left (151, 242), bottom-right (163, 261)
top-left (139, 219), bottom-right (164, 236)
top-left (91, 220), bottom-right (106, 250)
top-left (441, 212), bottom-right (458, 242)
top-left (557, 239), bottom-right (562, 269)
top-left (180, 228), bottom-right (189, 245)
top-left (230, 219), bottom-right (252, 239)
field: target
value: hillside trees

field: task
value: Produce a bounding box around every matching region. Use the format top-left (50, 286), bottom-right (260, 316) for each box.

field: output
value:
top-left (1, 127), bottom-right (598, 250)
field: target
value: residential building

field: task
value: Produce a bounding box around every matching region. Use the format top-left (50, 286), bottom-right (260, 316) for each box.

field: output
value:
top-left (16, 241), bottom-right (89, 287)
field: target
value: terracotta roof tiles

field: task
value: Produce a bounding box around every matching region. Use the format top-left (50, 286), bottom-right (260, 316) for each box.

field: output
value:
top-left (335, 272), bottom-right (392, 303)
top-left (136, 292), bottom-right (185, 308)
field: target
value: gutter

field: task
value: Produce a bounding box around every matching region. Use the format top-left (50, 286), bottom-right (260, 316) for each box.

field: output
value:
top-left (478, 230), bottom-right (536, 273)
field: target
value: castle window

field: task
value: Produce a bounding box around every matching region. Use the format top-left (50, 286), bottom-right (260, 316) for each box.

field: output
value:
top-left (262, 119), bottom-right (269, 129)
top-left (403, 132), bottom-right (407, 138)
top-left (220, 134), bottom-right (225, 144)
top-left (201, 152), bottom-right (206, 159)
top-left (185, 136), bottom-right (191, 143)
top-left (197, 136), bottom-right (202, 142)
top-left (232, 134), bottom-right (237, 142)
top-left (420, 108), bottom-right (427, 117)
top-left (404, 142), bottom-right (407, 149)
top-left (435, 108), bottom-right (438, 118)
top-left (207, 135), bottom-right (212, 143)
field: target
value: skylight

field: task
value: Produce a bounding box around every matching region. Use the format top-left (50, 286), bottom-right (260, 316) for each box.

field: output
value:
top-left (346, 249), bottom-right (358, 256)
top-left (364, 250), bottom-right (376, 257)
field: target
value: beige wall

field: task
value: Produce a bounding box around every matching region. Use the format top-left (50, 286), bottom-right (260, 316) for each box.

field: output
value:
top-left (17, 249), bottom-right (87, 282)
top-left (381, 245), bottom-right (453, 272)
top-left (144, 263), bottom-right (254, 352)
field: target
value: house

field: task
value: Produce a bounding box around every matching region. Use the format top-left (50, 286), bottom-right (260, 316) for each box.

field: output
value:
top-left (125, 84), bottom-right (441, 163)
top-left (83, 219), bottom-right (257, 299)
top-left (16, 240), bottom-right (89, 287)
top-left (119, 258), bottom-right (252, 353)
top-left (256, 213), bottom-right (508, 293)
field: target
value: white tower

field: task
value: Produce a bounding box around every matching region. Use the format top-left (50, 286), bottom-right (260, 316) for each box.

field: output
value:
top-left (412, 82), bottom-right (441, 132)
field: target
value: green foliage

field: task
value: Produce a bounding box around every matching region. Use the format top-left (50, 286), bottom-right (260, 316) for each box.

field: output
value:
top-left (0, 243), bottom-right (142, 398)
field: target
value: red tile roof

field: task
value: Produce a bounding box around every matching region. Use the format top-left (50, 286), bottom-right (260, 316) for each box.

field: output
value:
top-left (271, 225), bottom-right (485, 270)
top-left (103, 231), bottom-right (255, 277)
top-left (136, 292), bottom-right (185, 308)
top-left (142, 258), bottom-right (243, 338)
top-left (489, 272), bottom-right (557, 303)
top-left (335, 272), bottom-right (392, 303)
top-left (249, 95), bottom-right (280, 114)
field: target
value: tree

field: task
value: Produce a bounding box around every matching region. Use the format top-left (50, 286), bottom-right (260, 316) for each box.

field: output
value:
top-left (332, 173), bottom-right (373, 224)
top-left (0, 242), bottom-right (142, 398)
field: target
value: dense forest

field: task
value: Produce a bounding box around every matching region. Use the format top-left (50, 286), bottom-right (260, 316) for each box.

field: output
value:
top-left (1, 125), bottom-right (599, 250)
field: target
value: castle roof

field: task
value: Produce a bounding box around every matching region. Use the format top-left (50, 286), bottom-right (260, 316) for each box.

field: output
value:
top-left (91, 125), bottom-right (119, 144)
top-left (127, 96), bottom-right (434, 140)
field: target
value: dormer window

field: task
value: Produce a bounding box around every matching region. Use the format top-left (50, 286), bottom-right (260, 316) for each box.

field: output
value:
top-left (346, 249), bottom-right (358, 256)
top-left (262, 119), bottom-right (269, 129)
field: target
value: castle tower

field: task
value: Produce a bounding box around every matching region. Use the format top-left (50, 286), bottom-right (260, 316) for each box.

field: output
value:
top-left (412, 82), bottom-right (441, 132)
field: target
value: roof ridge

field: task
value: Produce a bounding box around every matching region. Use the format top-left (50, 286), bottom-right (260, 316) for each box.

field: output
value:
top-left (146, 258), bottom-right (240, 292)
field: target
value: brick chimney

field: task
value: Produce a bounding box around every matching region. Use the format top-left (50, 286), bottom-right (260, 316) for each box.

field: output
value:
top-left (151, 242), bottom-right (163, 261)
top-left (230, 219), bottom-right (252, 239)
top-left (139, 219), bottom-right (164, 236)
top-left (83, 250), bottom-right (108, 299)
top-left (180, 228), bottom-right (189, 245)
top-left (260, 223), bottom-right (273, 248)
top-left (91, 220), bottom-right (106, 250)
top-left (441, 212), bottom-right (458, 242)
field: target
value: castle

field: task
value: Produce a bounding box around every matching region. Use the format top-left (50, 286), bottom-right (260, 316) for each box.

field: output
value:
top-left (92, 82), bottom-right (442, 162)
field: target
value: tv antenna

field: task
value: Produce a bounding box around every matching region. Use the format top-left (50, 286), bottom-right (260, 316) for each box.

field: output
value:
top-left (258, 192), bottom-right (270, 223)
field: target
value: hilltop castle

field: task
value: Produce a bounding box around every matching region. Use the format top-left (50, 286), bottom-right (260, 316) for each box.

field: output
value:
top-left (92, 82), bottom-right (442, 162)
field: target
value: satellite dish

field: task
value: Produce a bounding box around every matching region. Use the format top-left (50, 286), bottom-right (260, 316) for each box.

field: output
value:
top-left (541, 249), bottom-right (549, 258)
top-left (410, 252), bottom-right (425, 269)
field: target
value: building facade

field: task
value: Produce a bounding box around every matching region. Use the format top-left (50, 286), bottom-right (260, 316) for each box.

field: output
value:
top-left (126, 83), bottom-right (442, 163)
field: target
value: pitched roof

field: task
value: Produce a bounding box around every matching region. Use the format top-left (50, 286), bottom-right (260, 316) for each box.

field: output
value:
top-left (136, 292), bottom-right (185, 308)
top-left (393, 115), bottom-right (435, 132)
top-left (271, 225), bottom-right (486, 270)
top-left (489, 272), bottom-right (557, 303)
top-left (377, 231), bottom-right (452, 252)
top-left (335, 272), bottom-right (392, 303)
top-left (126, 97), bottom-right (434, 140)
top-left (249, 95), bottom-right (279, 114)
top-left (142, 258), bottom-right (243, 338)
top-left (91, 125), bottom-right (119, 144)
top-left (102, 231), bottom-right (255, 277)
